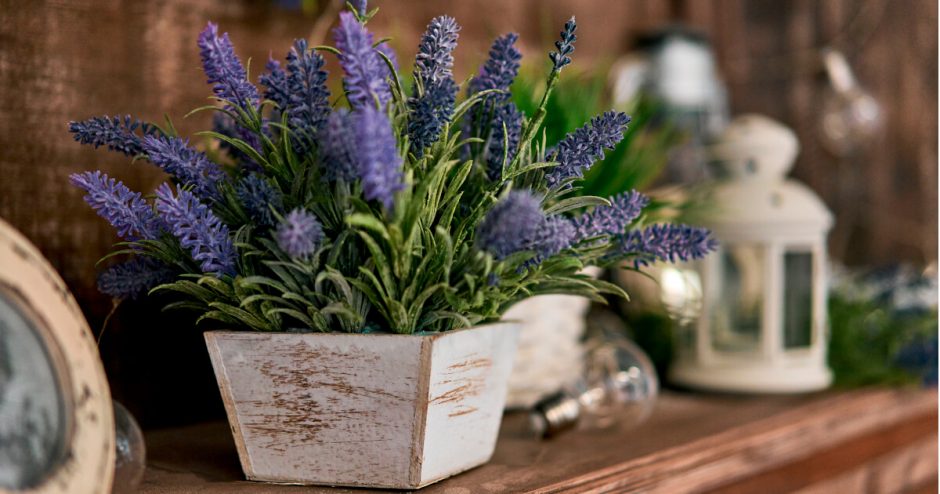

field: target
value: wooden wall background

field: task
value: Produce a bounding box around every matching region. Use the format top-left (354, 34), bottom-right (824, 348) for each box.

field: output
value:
top-left (0, 0), bottom-right (935, 427)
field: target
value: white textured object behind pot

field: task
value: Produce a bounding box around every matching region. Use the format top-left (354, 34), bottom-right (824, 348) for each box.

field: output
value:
top-left (503, 294), bottom-right (592, 409)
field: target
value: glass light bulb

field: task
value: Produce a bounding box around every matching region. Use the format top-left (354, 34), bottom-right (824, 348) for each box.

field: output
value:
top-left (111, 401), bottom-right (146, 494)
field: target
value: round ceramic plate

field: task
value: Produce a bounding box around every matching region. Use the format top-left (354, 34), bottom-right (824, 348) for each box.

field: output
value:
top-left (0, 218), bottom-right (114, 494)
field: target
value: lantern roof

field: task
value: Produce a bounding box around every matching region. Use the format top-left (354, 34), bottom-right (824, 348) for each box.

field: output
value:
top-left (706, 114), bottom-right (834, 236)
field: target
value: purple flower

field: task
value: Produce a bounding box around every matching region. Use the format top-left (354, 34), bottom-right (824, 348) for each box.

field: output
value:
top-left (97, 257), bottom-right (175, 300)
top-left (262, 39), bottom-right (331, 152)
top-left (349, 0), bottom-right (367, 17)
top-left (155, 183), bottom-right (237, 276)
top-left (573, 190), bottom-right (648, 240)
top-left (533, 215), bottom-right (576, 260)
top-left (409, 78), bottom-right (458, 158)
top-left (235, 173), bottom-right (283, 226)
top-left (468, 33), bottom-right (521, 104)
top-left (409, 16), bottom-right (460, 157)
top-left (69, 115), bottom-right (159, 156)
top-left (333, 12), bottom-right (390, 109)
top-left (484, 102), bottom-right (523, 180)
top-left (197, 22), bottom-right (260, 113)
top-left (142, 135), bottom-right (227, 201)
top-left (259, 57), bottom-right (290, 113)
top-left (476, 190), bottom-right (545, 259)
top-left (618, 224), bottom-right (718, 268)
top-left (353, 105), bottom-right (403, 209)
top-left (414, 16), bottom-right (460, 85)
top-left (545, 111), bottom-right (631, 188)
top-left (319, 109), bottom-right (358, 182)
top-left (70, 171), bottom-right (162, 241)
top-left (276, 208), bottom-right (324, 259)
top-left (549, 16), bottom-right (577, 72)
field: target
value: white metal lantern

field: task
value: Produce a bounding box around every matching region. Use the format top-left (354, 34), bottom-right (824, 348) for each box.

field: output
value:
top-left (670, 114), bottom-right (834, 393)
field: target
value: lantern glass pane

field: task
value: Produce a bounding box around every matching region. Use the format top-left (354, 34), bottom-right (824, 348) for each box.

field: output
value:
top-left (783, 251), bottom-right (813, 348)
top-left (711, 245), bottom-right (763, 353)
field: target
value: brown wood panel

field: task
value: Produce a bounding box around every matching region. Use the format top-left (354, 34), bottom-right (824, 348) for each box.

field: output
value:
top-left (138, 390), bottom-right (937, 493)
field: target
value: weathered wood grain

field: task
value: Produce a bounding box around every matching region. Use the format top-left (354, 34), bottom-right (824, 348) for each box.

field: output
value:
top-left (204, 322), bottom-right (520, 489)
top-left (138, 389), bottom-right (938, 493)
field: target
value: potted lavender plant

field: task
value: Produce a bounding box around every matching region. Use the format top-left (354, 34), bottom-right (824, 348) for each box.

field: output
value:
top-left (69, 3), bottom-right (715, 488)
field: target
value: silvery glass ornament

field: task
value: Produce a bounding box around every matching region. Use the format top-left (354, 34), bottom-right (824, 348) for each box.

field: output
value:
top-left (111, 401), bottom-right (145, 494)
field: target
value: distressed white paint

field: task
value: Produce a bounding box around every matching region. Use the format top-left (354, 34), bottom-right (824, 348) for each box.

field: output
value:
top-left (0, 219), bottom-right (115, 494)
top-left (205, 322), bottom-right (520, 489)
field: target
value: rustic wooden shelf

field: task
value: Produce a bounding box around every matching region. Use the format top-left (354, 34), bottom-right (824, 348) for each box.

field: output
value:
top-left (141, 389), bottom-right (937, 493)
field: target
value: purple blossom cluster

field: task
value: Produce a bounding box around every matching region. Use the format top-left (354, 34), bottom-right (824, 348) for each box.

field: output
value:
top-left (97, 257), bottom-right (175, 300)
top-left (549, 17), bottom-right (577, 72)
top-left (142, 135), bottom-right (228, 201)
top-left (260, 39), bottom-right (331, 152)
top-left (572, 190), bottom-right (648, 240)
top-left (408, 16), bottom-right (460, 157)
top-left (69, 115), bottom-right (159, 157)
top-left (319, 109), bottom-right (359, 182)
top-left (545, 111), bottom-right (631, 188)
top-left (354, 106), bottom-right (403, 208)
top-left (197, 22), bottom-right (259, 113)
top-left (334, 12), bottom-right (391, 109)
top-left (618, 224), bottom-right (718, 268)
top-left (235, 173), bottom-right (283, 227)
top-left (484, 103), bottom-right (523, 180)
top-left (532, 215), bottom-right (576, 260)
top-left (70, 171), bottom-right (163, 241)
top-left (155, 184), bottom-right (237, 276)
top-left (466, 33), bottom-right (524, 180)
top-left (477, 191), bottom-right (578, 264)
top-left (476, 190), bottom-right (545, 260)
top-left (469, 33), bottom-right (521, 104)
top-left (276, 208), bottom-right (324, 259)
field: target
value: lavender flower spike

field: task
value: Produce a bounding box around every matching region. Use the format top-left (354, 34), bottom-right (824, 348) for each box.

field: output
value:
top-left (549, 16), bottom-right (577, 72)
top-left (476, 190), bottom-right (545, 259)
top-left (408, 16), bottom-right (460, 157)
top-left (414, 16), bottom-right (460, 85)
top-left (319, 109), bottom-right (359, 182)
top-left (353, 105), bottom-right (403, 209)
top-left (259, 57), bottom-right (290, 113)
top-left (573, 190), bottom-right (649, 240)
top-left (618, 224), bottom-right (718, 268)
top-left (70, 171), bottom-right (162, 241)
top-left (333, 11), bottom-right (391, 109)
top-left (197, 22), bottom-right (260, 112)
top-left (532, 215), bottom-right (576, 261)
top-left (69, 115), bottom-right (159, 156)
top-left (468, 33), bottom-right (522, 104)
top-left (155, 183), bottom-right (237, 276)
top-left (276, 208), bottom-right (324, 259)
top-left (484, 103), bottom-right (523, 180)
top-left (235, 173), bottom-right (283, 226)
top-left (142, 135), bottom-right (228, 201)
top-left (286, 39), bottom-right (330, 141)
top-left (545, 111), bottom-right (631, 188)
top-left (98, 257), bottom-right (175, 300)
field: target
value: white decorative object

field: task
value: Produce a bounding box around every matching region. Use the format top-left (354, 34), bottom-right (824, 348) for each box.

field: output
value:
top-left (503, 294), bottom-right (589, 408)
top-left (0, 218), bottom-right (115, 494)
top-left (204, 322), bottom-right (519, 489)
top-left (670, 114), bottom-right (834, 393)
top-left (503, 267), bottom-right (600, 409)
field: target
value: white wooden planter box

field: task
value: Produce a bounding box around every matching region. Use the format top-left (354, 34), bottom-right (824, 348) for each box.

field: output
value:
top-left (204, 322), bottom-right (520, 489)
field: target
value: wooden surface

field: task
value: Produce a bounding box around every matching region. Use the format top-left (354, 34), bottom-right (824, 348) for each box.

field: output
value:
top-left (141, 389), bottom-right (937, 493)
top-left (203, 324), bottom-right (519, 489)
